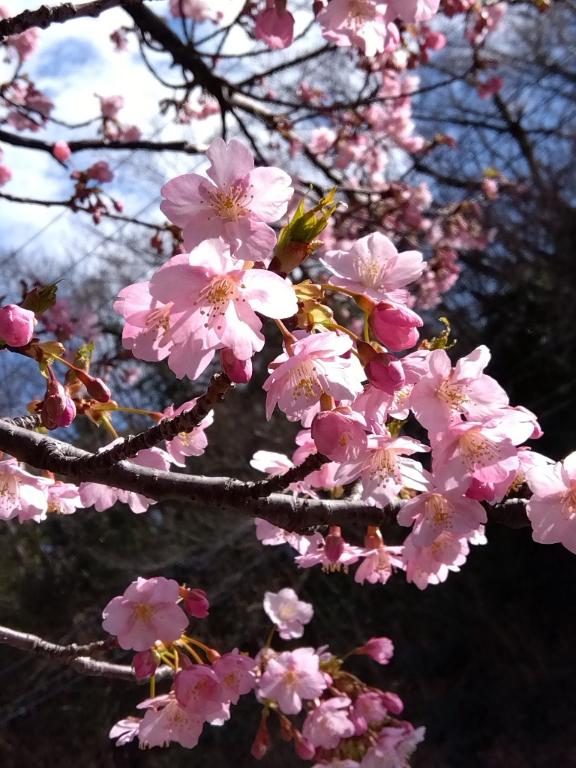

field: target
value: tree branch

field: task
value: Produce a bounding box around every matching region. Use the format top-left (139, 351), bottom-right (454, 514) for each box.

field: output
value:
top-left (78, 372), bottom-right (232, 470)
top-left (0, 625), bottom-right (173, 682)
top-left (0, 416), bottom-right (531, 532)
top-left (0, 0), bottom-right (129, 39)
top-left (0, 128), bottom-right (202, 157)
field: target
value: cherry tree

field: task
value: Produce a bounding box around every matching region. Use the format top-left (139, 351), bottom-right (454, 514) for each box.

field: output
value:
top-left (0, 0), bottom-right (572, 765)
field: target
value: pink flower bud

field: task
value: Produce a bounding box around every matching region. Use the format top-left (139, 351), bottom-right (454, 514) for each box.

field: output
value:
top-left (0, 304), bottom-right (35, 346)
top-left (133, 649), bottom-right (158, 680)
top-left (359, 636), bottom-right (395, 665)
top-left (325, 526), bottom-right (345, 564)
top-left (251, 711), bottom-right (271, 759)
top-left (77, 372), bottom-right (111, 402)
top-left (0, 164), bottom-right (12, 186)
top-left (254, 7), bottom-right (295, 49)
top-left (294, 732), bottom-right (316, 759)
top-left (380, 690), bottom-right (404, 715)
top-left (220, 348), bottom-right (253, 383)
top-left (182, 587), bottom-right (210, 619)
top-left (311, 410), bottom-right (367, 462)
top-left (41, 375), bottom-right (75, 429)
top-left (53, 141), bottom-right (71, 162)
top-left (369, 303), bottom-right (423, 351)
top-left (365, 354), bottom-right (406, 394)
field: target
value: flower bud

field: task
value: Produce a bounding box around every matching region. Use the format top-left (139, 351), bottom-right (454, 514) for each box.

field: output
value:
top-left (365, 353), bottom-right (405, 394)
top-left (41, 375), bottom-right (76, 429)
top-left (220, 348), bottom-right (253, 384)
top-left (133, 650), bottom-right (158, 680)
top-left (0, 304), bottom-right (35, 347)
top-left (311, 410), bottom-right (367, 462)
top-left (358, 636), bottom-right (394, 665)
top-left (325, 526), bottom-right (345, 564)
top-left (181, 587), bottom-right (210, 619)
top-left (53, 141), bottom-right (71, 162)
top-left (380, 690), bottom-right (404, 715)
top-left (369, 303), bottom-right (423, 351)
top-left (251, 710), bottom-right (271, 760)
top-left (75, 370), bottom-right (111, 402)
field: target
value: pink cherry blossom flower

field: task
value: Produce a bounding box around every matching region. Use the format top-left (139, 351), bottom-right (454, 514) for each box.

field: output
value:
top-left (174, 666), bottom-right (229, 722)
top-left (160, 398), bottom-right (213, 465)
top-left (296, 535), bottom-right (364, 572)
top-left (354, 543), bottom-right (404, 584)
top-left (258, 648), bottom-right (328, 714)
top-left (263, 331), bottom-right (365, 423)
top-left (526, 451), bottom-right (576, 554)
top-left (410, 346), bottom-right (509, 432)
top-left (390, 0), bottom-right (440, 22)
top-left (109, 716), bottom-right (141, 746)
top-left (263, 588), bottom-right (314, 639)
top-left (220, 347), bottom-right (253, 383)
top-left (138, 694), bottom-right (203, 749)
top-left (148, 238), bottom-right (297, 380)
top-left (255, 3), bottom-right (295, 49)
top-left (79, 446), bottom-right (172, 513)
top-left (161, 138), bottom-right (293, 262)
top-left (99, 95), bottom-right (124, 119)
top-left (365, 353), bottom-right (405, 394)
top-left (431, 419), bottom-right (520, 498)
top-left (303, 696), bottom-right (355, 749)
top-left (102, 577), bottom-right (188, 651)
top-left (402, 528), bottom-right (484, 589)
top-left (0, 304), bottom-right (35, 346)
top-left (212, 650), bottom-right (256, 704)
top-left (397, 476), bottom-right (486, 546)
top-left (168, 0), bottom-right (244, 24)
top-left (46, 481), bottom-right (84, 516)
top-left (351, 691), bottom-right (389, 734)
top-left (251, 450), bottom-right (294, 476)
top-left (361, 723), bottom-right (426, 768)
top-left (255, 518), bottom-right (322, 555)
top-left (318, 0), bottom-right (394, 58)
top-left (321, 233), bottom-right (423, 303)
top-left (336, 433), bottom-right (429, 506)
top-left (0, 458), bottom-right (50, 523)
top-left (87, 160), bottom-right (114, 182)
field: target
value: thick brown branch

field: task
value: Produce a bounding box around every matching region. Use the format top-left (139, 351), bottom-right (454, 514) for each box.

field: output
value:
top-left (0, 418), bottom-right (531, 532)
top-left (0, 0), bottom-right (127, 39)
top-left (0, 625), bottom-right (173, 681)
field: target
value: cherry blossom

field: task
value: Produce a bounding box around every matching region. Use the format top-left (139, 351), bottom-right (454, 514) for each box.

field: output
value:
top-left (102, 576), bottom-right (188, 651)
top-left (302, 696), bottom-right (355, 749)
top-left (160, 138), bottom-right (293, 263)
top-left (0, 458), bottom-right (50, 523)
top-left (318, 0), bottom-right (396, 58)
top-left (174, 666), bottom-right (230, 722)
top-left (79, 446), bottom-right (172, 514)
top-left (138, 694), bottom-right (203, 749)
top-left (410, 346), bottom-right (509, 432)
top-left (263, 331), bottom-right (365, 423)
top-left (358, 636), bottom-right (394, 664)
top-left (335, 433), bottom-right (429, 507)
top-left (148, 238), bottom-right (297, 380)
top-left (46, 481), bottom-right (84, 516)
top-left (321, 233), bottom-right (424, 303)
top-left (263, 588), bottom-right (314, 639)
top-left (258, 647), bottom-right (328, 714)
top-left (160, 398), bottom-right (214, 465)
top-left (526, 451), bottom-right (576, 554)
top-left (212, 650), bottom-right (256, 704)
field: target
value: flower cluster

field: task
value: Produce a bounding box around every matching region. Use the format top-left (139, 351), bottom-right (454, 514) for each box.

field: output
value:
top-left (106, 577), bottom-right (256, 750)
